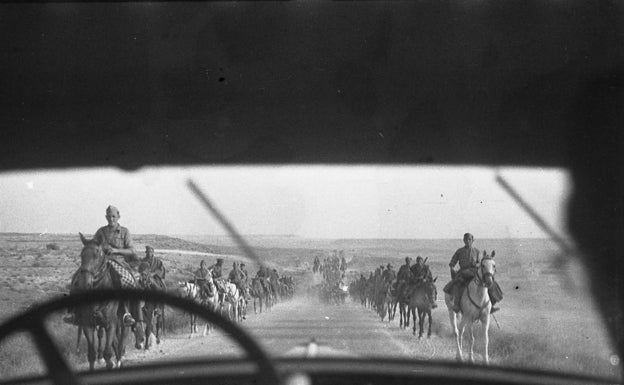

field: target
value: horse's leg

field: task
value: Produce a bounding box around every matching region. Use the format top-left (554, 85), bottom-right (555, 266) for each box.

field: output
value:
top-left (418, 309), bottom-right (424, 339)
top-left (103, 324), bottom-right (114, 370)
top-left (446, 293), bottom-right (459, 339)
top-left (482, 317), bottom-right (491, 365)
top-left (404, 305), bottom-right (409, 329)
top-left (97, 326), bottom-right (104, 361)
top-left (116, 316), bottom-right (127, 368)
top-left (404, 303), bottom-right (409, 329)
top-left (76, 325), bottom-right (82, 354)
top-left (134, 322), bottom-right (144, 350)
top-left (456, 314), bottom-right (468, 362)
top-left (391, 299), bottom-right (398, 320)
top-left (427, 310), bottom-right (432, 338)
top-left (468, 323), bottom-right (475, 363)
top-left (144, 307), bottom-right (152, 350)
top-left (156, 306), bottom-right (164, 344)
top-left (83, 326), bottom-right (96, 371)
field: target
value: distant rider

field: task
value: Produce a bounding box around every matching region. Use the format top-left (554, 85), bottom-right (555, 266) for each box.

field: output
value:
top-left (410, 256), bottom-right (437, 308)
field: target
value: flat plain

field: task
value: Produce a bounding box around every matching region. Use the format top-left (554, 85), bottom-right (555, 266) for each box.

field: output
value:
top-left (0, 233), bottom-right (619, 381)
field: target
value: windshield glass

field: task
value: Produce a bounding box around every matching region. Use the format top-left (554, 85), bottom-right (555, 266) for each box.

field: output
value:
top-left (0, 166), bottom-right (620, 381)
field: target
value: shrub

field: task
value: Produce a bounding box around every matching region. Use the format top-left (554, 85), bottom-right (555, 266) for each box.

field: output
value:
top-left (46, 243), bottom-right (60, 251)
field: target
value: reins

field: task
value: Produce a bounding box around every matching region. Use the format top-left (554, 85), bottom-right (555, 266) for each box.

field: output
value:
top-left (465, 259), bottom-right (493, 312)
top-left (78, 247), bottom-right (108, 289)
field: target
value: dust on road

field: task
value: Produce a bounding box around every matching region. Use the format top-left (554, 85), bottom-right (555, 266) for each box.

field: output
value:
top-left (120, 295), bottom-right (456, 367)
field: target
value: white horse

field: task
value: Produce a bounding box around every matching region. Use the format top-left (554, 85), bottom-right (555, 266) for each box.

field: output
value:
top-left (222, 281), bottom-right (242, 322)
top-left (445, 250), bottom-right (496, 364)
top-left (178, 278), bottom-right (219, 337)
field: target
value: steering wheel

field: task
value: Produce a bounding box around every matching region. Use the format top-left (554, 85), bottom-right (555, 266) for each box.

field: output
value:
top-left (0, 289), bottom-right (280, 385)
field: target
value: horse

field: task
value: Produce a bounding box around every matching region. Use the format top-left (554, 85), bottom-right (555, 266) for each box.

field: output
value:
top-left (379, 282), bottom-right (395, 322)
top-left (177, 279), bottom-right (218, 337)
top-left (222, 281), bottom-right (242, 322)
top-left (73, 233), bottom-right (127, 370)
top-left (445, 250), bottom-right (496, 364)
top-left (406, 277), bottom-right (438, 339)
top-left (397, 283), bottom-right (410, 329)
top-left (138, 267), bottom-right (167, 349)
top-left (250, 277), bottom-right (270, 314)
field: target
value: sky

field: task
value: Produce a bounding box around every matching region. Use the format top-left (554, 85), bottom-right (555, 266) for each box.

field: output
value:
top-left (0, 165), bottom-right (570, 239)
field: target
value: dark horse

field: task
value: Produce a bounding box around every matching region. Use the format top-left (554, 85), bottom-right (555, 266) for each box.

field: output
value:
top-left (406, 277), bottom-right (438, 339)
top-left (138, 264), bottom-right (167, 349)
top-left (250, 277), bottom-right (271, 314)
top-left (73, 233), bottom-right (127, 370)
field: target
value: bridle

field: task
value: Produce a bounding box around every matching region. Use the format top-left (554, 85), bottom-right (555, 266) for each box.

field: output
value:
top-left (466, 257), bottom-right (495, 311)
top-left (473, 257), bottom-right (495, 288)
top-left (77, 245), bottom-right (107, 290)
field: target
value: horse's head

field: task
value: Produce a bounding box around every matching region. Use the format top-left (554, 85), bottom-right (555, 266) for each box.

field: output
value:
top-left (479, 250), bottom-right (496, 288)
top-left (78, 232), bottom-right (105, 272)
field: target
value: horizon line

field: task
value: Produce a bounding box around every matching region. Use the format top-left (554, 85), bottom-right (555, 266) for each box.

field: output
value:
top-left (0, 231), bottom-right (557, 241)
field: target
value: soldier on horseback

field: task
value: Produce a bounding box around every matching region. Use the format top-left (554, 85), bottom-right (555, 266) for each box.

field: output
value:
top-left (194, 260), bottom-right (213, 298)
top-left (444, 233), bottom-right (502, 313)
top-left (255, 266), bottom-right (272, 296)
top-left (142, 246), bottom-right (166, 281)
top-left (382, 263), bottom-right (396, 283)
top-left (208, 258), bottom-right (224, 279)
top-left (228, 261), bottom-right (246, 295)
top-left (65, 205), bottom-right (139, 326)
top-left (410, 256), bottom-right (437, 309)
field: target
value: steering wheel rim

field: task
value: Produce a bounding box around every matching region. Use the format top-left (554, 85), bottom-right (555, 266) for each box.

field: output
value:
top-left (0, 289), bottom-right (280, 385)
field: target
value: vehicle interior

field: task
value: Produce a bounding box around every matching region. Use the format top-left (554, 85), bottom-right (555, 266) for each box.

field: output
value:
top-left (0, 0), bottom-right (622, 384)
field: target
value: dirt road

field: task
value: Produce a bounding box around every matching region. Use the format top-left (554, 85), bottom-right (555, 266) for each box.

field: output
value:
top-left (119, 295), bottom-right (457, 367)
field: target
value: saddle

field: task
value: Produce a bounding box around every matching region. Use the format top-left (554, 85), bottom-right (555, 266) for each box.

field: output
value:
top-left (108, 258), bottom-right (141, 289)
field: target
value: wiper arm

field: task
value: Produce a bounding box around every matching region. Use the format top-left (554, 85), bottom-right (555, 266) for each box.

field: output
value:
top-left (495, 173), bottom-right (575, 255)
top-left (187, 179), bottom-right (268, 269)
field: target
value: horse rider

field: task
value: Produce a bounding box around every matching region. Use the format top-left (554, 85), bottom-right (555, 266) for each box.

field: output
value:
top-left (269, 268), bottom-right (280, 298)
top-left (382, 263), bottom-right (396, 283)
top-left (194, 260), bottom-right (213, 297)
top-left (142, 246), bottom-right (166, 281)
top-left (444, 233), bottom-right (500, 313)
top-left (410, 256), bottom-right (433, 282)
top-left (66, 205), bottom-right (138, 326)
top-left (255, 266), bottom-right (271, 295)
top-left (206, 258), bottom-right (223, 279)
top-left (228, 261), bottom-right (246, 295)
top-left (410, 256), bottom-right (437, 308)
top-left (239, 262), bottom-right (251, 300)
top-left (396, 257), bottom-right (412, 291)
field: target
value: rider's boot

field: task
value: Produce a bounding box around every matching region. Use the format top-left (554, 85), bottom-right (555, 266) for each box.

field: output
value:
top-left (63, 312), bottom-right (77, 325)
top-left (123, 302), bottom-right (136, 326)
top-left (490, 299), bottom-right (499, 314)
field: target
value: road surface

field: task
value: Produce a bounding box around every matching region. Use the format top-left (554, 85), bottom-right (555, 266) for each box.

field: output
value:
top-left (119, 294), bottom-right (458, 367)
